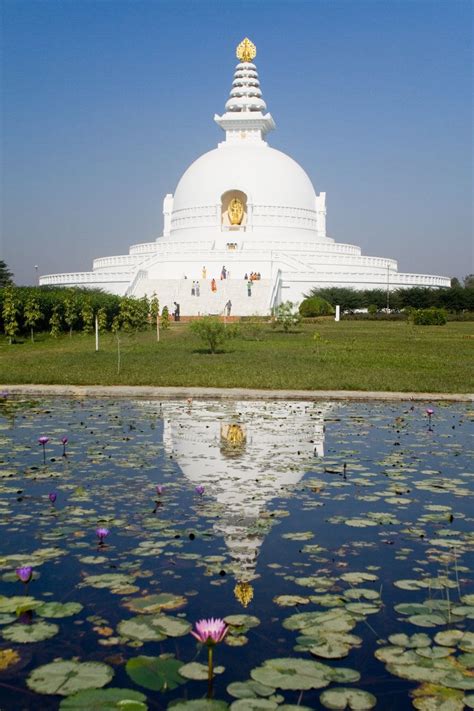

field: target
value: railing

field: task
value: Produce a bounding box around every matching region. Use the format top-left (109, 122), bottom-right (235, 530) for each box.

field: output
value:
top-left (129, 242), bottom-right (158, 255)
top-left (92, 254), bottom-right (144, 270)
top-left (268, 270), bottom-right (282, 312)
top-left (126, 269), bottom-right (148, 296)
top-left (39, 272), bottom-right (128, 285)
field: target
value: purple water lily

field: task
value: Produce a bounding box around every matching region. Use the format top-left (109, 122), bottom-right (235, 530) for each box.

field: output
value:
top-left (426, 408), bottom-right (434, 431)
top-left (195, 485), bottom-right (205, 496)
top-left (16, 566), bottom-right (33, 584)
top-left (38, 436), bottom-right (49, 463)
top-left (191, 618), bottom-right (228, 695)
top-left (96, 527), bottom-right (109, 544)
top-left (156, 485), bottom-right (164, 496)
top-left (61, 436), bottom-right (68, 456)
top-left (49, 492), bottom-right (57, 504)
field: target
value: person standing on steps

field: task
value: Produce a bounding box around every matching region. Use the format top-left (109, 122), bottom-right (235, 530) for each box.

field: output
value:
top-left (211, 278), bottom-right (217, 292)
top-left (202, 266), bottom-right (207, 279)
top-left (225, 300), bottom-right (232, 317)
top-left (247, 280), bottom-right (252, 297)
top-left (173, 302), bottom-right (180, 322)
top-left (195, 281), bottom-right (200, 297)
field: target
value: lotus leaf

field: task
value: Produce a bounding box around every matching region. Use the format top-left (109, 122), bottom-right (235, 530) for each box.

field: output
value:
top-left (124, 594), bottom-right (187, 614)
top-left (125, 656), bottom-right (185, 691)
top-left (59, 687), bottom-right (148, 710)
top-left (224, 615), bottom-right (260, 629)
top-left (117, 616), bottom-right (166, 642)
top-left (26, 659), bottom-right (114, 696)
top-left (459, 633), bottom-right (474, 653)
top-left (416, 647), bottom-right (455, 659)
top-left (36, 601), bottom-right (83, 618)
top-left (0, 596), bottom-right (39, 614)
top-left (82, 574), bottom-right (136, 592)
top-left (227, 681), bottom-right (275, 699)
top-left (230, 700), bottom-right (277, 710)
top-left (339, 573), bottom-right (378, 584)
top-left (389, 633), bottom-right (432, 648)
top-left (178, 663), bottom-right (225, 680)
top-left (273, 595), bottom-right (310, 607)
top-left (464, 694), bottom-right (474, 709)
top-left (319, 687), bottom-right (377, 710)
top-left (411, 683), bottom-right (466, 710)
top-left (250, 658), bottom-right (332, 690)
top-left (167, 701), bottom-right (229, 710)
top-left (407, 614), bottom-right (448, 628)
top-left (152, 615), bottom-right (191, 637)
top-left (2, 620), bottom-right (59, 643)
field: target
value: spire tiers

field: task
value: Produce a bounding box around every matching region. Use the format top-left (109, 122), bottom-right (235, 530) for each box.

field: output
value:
top-left (214, 38), bottom-right (275, 146)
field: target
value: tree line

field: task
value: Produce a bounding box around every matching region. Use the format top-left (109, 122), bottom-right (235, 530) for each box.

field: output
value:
top-left (0, 286), bottom-right (170, 344)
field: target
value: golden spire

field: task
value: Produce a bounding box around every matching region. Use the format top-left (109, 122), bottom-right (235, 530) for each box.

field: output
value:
top-left (236, 37), bottom-right (256, 63)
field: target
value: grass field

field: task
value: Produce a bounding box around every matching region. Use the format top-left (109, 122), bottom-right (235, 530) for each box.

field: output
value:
top-left (1, 321), bottom-right (473, 392)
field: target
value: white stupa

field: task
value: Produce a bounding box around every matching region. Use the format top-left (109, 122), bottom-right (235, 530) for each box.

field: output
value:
top-left (40, 37), bottom-right (449, 314)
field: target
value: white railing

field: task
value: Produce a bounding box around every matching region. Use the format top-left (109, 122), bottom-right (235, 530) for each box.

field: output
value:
top-left (92, 254), bottom-right (143, 270)
top-left (126, 269), bottom-right (148, 296)
top-left (129, 242), bottom-right (158, 255)
top-left (39, 272), bottom-right (129, 285)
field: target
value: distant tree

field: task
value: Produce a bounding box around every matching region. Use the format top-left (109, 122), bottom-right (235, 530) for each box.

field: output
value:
top-left (0, 260), bottom-right (14, 287)
top-left (2, 285), bottom-right (19, 344)
top-left (118, 296), bottom-right (148, 332)
top-left (63, 291), bottom-right (79, 337)
top-left (274, 301), bottom-right (302, 332)
top-left (463, 274), bottom-right (474, 289)
top-left (49, 304), bottom-right (62, 338)
top-left (149, 293), bottom-right (160, 341)
top-left (23, 296), bottom-right (43, 342)
top-left (450, 277), bottom-right (461, 288)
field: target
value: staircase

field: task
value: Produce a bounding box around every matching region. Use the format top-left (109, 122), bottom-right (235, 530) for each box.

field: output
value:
top-left (133, 278), bottom-right (272, 316)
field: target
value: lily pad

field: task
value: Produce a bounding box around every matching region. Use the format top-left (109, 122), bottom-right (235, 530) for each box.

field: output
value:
top-left (27, 660), bottom-right (114, 696)
top-left (125, 656), bottom-right (185, 691)
top-left (179, 663), bottom-right (225, 681)
top-left (124, 594), bottom-right (187, 614)
top-left (319, 687), bottom-right (377, 710)
top-left (117, 617), bottom-right (166, 642)
top-left (250, 657), bottom-right (332, 690)
top-left (2, 620), bottom-right (59, 643)
top-left (36, 601), bottom-right (83, 618)
top-left (168, 701), bottom-right (229, 710)
top-left (152, 615), bottom-right (191, 637)
top-left (229, 701), bottom-right (277, 710)
top-left (227, 681), bottom-right (275, 699)
top-left (59, 687), bottom-right (148, 710)
top-left (224, 615), bottom-right (260, 629)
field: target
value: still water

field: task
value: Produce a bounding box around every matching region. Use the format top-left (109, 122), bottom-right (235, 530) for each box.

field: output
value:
top-left (0, 397), bottom-right (472, 710)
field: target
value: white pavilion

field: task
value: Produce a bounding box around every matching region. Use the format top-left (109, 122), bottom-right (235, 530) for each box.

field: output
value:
top-left (40, 38), bottom-right (449, 315)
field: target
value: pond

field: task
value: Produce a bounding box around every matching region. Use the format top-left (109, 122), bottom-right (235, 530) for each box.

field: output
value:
top-left (0, 396), bottom-right (472, 711)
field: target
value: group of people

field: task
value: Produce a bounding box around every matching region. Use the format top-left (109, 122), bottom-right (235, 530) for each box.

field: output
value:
top-left (190, 281), bottom-right (201, 296)
top-left (244, 272), bottom-right (262, 281)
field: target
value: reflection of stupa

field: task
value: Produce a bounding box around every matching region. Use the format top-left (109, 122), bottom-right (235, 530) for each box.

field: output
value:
top-left (160, 400), bottom-right (329, 588)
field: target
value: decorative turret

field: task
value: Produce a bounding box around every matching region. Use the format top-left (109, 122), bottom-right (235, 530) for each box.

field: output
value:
top-left (214, 38), bottom-right (275, 145)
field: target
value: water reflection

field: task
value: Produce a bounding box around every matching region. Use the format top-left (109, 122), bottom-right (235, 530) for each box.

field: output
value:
top-left (160, 400), bottom-right (330, 589)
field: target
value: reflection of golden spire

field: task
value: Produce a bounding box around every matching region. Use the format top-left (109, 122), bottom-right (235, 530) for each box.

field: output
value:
top-left (236, 38), bottom-right (256, 63)
top-left (234, 581), bottom-right (254, 608)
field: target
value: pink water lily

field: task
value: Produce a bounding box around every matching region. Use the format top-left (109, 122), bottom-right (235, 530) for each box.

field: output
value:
top-left (16, 566), bottom-right (33, 584)
top-left (156, 485), bottom-right (164, 496)
top-left (96, 527), bottom-right (109, 543)
top-left (191, 618), bottom-right (228, 645)
top-left (61, 437), bottom-right (68, 445)
top-left (195, 485), bottom-right (205, 496)
top-left (49, 492), bottom-right (57, 504)
top-left (426, 408), bottom-right (434, 417)
top-left (38, 436), bottom-right (49, 445)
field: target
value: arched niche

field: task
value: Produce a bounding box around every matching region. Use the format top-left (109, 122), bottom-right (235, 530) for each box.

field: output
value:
top-left (221, 190), bottom-right (248, 229)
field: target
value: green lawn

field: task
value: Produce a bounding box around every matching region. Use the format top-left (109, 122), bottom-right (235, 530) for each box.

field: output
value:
top-left (1, 321), bottom-right (473, 392)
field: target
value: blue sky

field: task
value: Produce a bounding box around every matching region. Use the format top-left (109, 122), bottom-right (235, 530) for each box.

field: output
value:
top-left (2, 0), bottom-right (472, 284)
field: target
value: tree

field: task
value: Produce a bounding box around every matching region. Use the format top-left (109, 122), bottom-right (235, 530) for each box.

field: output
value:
top-left (49, 304), bottom-right (62, 338)
top-left (97, 307), bottom-right (108, 332)
top-left (450, 277), bottom-right (461, 288)
top-left (161, 306), bottom-right (171, 330)
top-left (274, 301), bottom-right (302, 332)
top-left (63, 291), bottom-right (79, 337)
top-left (149, 293), bottom-right (160, 341)
top-left (463, 274), bottom-right (474, 289)
top-left (190, 316), bottom-right (237, 353)
top-left (23, 296), bottom-right (43, 342)
top-left (2, 285), bottom-right (19, 344)
top-left (81, 299), bottom-right (94, 334)
top-left (0, 260), bottom-right (14, 287)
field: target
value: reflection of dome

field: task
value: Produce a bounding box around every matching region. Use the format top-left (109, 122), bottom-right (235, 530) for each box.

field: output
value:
top-left (172, 145), bottom-right (317, 216)
top-left (159, 400), bottom-right (330, 584)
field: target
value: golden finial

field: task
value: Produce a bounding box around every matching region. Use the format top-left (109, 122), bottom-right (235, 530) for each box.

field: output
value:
top-left (234, 581), bottom-right (254, 608)
top-left (236, 38), bottom-right (256, 63)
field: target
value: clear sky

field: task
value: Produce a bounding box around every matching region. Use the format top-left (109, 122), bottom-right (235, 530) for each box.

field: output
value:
top-left (2, 0), bottom-right (472, 285)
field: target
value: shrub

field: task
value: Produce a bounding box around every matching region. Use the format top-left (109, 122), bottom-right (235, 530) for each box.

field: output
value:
top-left (367, 304), bottom-right (378, 316)
top-left (190, 317), bottom-right (237, 353)
top-left (412, 308), bottom-right (447, 325)
top-left (274, 301), bottom-right (302, 332)
top-left (299, 296), bottom-right (334, 317)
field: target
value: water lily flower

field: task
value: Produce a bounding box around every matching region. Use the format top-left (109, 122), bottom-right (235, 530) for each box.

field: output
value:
top-left (38, 436), bottom-right (49, 445)
top-left (61, 437), bottom-right (68, 445)
top-left (96, 527), bottom-right (109, 544)
top-left (156, 485), bottom-right (164, 496)
top-left (426, 408), bottom-right (434, 417)
top-left (0, 391), bottom-right (8, 399)
top-left (49, 492), bottom-right (57, 504)
top-left (191, 618), bottom-right (228, 645)
top-left (195, 485), bottom-right (205, 496)
top-left (191, 618), bottom-right (228, 695)
top-left (16, 566), bottom-right (33, 584)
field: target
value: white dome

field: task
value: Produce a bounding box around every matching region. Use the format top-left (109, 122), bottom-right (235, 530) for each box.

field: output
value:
top-left (172, 144), bottom-right (317, 212)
